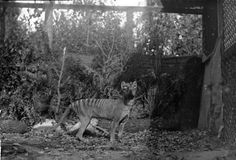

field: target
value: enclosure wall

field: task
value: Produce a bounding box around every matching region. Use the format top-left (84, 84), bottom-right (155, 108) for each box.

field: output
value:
top-left (155, 56), bottom-right (203, 129)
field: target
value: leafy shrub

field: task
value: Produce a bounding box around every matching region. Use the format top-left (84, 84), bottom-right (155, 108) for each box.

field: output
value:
top-left (140, 13), bottom-right (202, 56)
top-left (0, 39), bottom-right (22, 93)
top-left (60, 56), bottom-right (98, 103)
top-left (0, 12), bottom-right (45, 124)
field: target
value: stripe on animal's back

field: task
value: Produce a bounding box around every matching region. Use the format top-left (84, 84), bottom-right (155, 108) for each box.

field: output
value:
top-left (98, 99), bottom-right (105, 108)
top-left (91, 99), bottom-right (97, 107)
top-left (93, 99), bottom-right (103, 108)
top-left (82, 99), bottom-right (88, 115)
top-left (88, 99), bottom-right (93, 106)
top-left (74, 101), bottom-right (79, 113)
top-left (95, 99), bottom-right (111, 108)
top-left (71, 99), bottom-right (115, 114)
top-left (74, 100), bottom-right (83, 116)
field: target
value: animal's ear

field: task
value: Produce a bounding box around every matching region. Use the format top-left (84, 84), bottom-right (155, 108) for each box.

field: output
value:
top-left (121, 81), bottom-right (126, 89)
top-left (132, 81), bottom-right (137, 88)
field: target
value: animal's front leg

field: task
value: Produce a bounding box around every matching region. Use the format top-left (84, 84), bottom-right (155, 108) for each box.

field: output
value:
top-left (110, 120), bottom-right (118, 143)
top-left (118, 116), bottom-right (129, 139)
top-left (118, 122), bottom-right (126, 139)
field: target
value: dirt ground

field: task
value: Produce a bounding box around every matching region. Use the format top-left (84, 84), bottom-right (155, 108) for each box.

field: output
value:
top-left (1, 118), bottom-right (236, 160)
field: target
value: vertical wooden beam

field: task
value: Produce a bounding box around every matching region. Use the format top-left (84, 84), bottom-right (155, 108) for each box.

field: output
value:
top-left (44, 0), bottom-right (54, 50)
top-left (202, 0), bottom-right (218, 57)
top-left (213, 0), bottom-right (224, 138)
top-left (0, 7), bottom-right (6, 45)
top-left (126, 10), bottom-right (134, 51)
top-left (198, 0), bottom-right (218, 130)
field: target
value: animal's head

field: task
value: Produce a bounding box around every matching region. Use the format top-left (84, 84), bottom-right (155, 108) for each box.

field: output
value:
top-left (121, 81), bottom-right (137, 105)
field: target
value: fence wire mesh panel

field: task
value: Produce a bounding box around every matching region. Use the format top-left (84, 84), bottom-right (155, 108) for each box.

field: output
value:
top-left (223, 0), bottom-right (236, 51)
top-left (222, 0), bottom-right (236, 141)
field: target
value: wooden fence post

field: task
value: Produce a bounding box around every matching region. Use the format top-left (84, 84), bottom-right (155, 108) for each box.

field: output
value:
top-left (126, 10), bottom-right (134, 51)
top-left (0, 7), bottom-right (6, 45)
top-left (44, 0), bottom-right (54, 50)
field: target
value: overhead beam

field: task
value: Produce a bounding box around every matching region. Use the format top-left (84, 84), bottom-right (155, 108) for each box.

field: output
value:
top-left (158, 0), bottom-right (204, 8)
top-left (0, 2), bottom-right (203, 14)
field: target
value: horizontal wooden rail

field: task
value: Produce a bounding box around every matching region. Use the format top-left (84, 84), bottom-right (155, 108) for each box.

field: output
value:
top-left (0, 2), bottom-right (203, 14)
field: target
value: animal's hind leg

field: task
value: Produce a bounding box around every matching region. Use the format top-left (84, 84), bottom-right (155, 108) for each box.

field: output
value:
top-left (76, 117), bottom-right (90, 143)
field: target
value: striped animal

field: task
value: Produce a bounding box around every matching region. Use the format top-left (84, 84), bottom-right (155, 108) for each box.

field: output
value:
top-left (53, 81), bottom-right (137, 143)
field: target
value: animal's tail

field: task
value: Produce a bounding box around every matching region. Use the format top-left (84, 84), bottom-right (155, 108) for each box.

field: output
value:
top-left (53, 105), bottom-right (71, 130)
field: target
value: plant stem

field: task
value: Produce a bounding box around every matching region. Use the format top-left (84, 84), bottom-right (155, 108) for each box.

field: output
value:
top-left (56, 47), bottom-right (66, 115)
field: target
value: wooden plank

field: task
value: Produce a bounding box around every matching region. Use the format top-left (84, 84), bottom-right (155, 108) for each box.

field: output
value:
top-left (0, 6), bottom-right (6, 44)
top-left (0, 2), bottom-right (203, 14)
top-left (202, 0), bottom-right (218, 56)
top-left (198, 0), bottom-right (218, 130)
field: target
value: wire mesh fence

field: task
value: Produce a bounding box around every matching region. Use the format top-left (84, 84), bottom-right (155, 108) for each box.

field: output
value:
top-left (222, 0), bottom-right (236, 141)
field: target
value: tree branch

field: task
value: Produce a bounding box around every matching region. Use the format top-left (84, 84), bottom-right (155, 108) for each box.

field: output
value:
top-left (108, 31), bottom-right (115, 58)
top-left (90, 124), bottom-right (109, 135)
top-left (56, 47), bottom-right (66, 114)
top-left (95, 40), bottom-right (107, 58)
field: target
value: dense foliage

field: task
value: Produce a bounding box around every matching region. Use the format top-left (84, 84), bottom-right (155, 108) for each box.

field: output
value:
top-left (52, 8), bottom-right (130, 98)
top-left (138, 13), bottom-right (202, 56)
top-left (0, 0), bottom-right (202, 125)
top-left (0, 1), bottom-right (132, 123)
